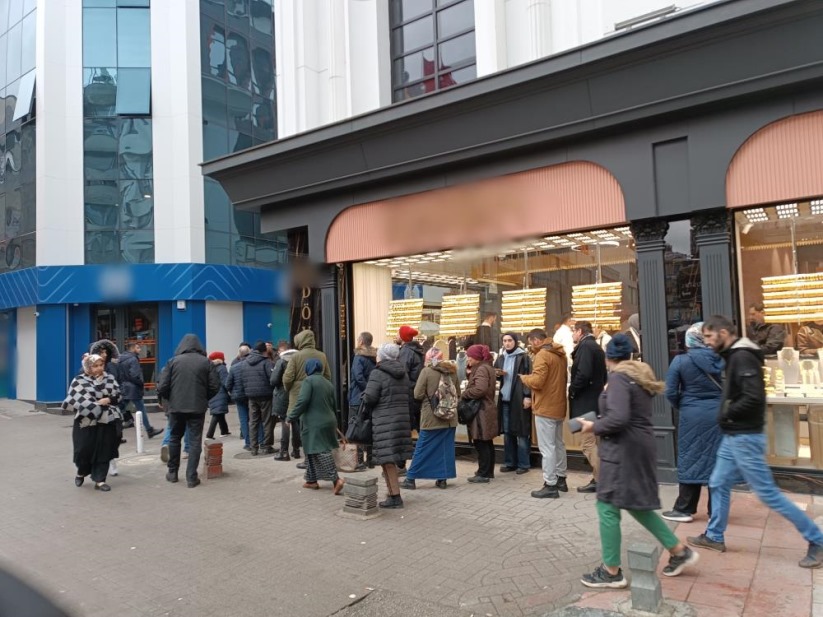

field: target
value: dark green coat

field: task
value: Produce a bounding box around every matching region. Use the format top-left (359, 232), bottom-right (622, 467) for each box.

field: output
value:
top-left (287, 374), bottom-right (338, 455)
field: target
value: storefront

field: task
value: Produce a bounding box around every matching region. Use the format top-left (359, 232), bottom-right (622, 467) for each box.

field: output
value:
top-left (204, 0), bottom-right (823, 489)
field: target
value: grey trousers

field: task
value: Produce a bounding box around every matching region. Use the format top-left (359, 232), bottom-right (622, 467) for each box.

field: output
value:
top-left (249, 398), bottom-right (274, 449)
top-left (535, 416), bottom-right (567, 485)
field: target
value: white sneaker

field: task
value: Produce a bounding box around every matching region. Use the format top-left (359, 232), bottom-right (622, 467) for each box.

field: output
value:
top-left (109, 461), bottom-right (119, 477)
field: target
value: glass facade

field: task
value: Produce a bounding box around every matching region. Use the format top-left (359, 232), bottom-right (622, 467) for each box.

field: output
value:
top-left (83, 1), bottom-right (154, 264)
top-left (390, 0), bottom-right (477, 103)
top-left (0, 0), bottom-right (36, 273)
top-left (200, 0), bottom-right (287, 268)
top-left (665, 220), bottom-right (702, 357)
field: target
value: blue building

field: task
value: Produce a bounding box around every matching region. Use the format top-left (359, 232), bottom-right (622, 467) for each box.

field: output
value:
top-left (0, 1), bottom-right (288, 404)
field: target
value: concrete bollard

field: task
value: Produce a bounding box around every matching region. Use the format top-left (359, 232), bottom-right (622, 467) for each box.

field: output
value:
top-left (340, 475), bottom-right (380, 519)
top-left (627, 543), bottom-right (662, 613)
top-left (135, 411), bottom-right (145, 454)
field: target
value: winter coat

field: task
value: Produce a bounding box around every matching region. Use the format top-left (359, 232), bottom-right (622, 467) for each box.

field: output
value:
top-left (361, 359), bottom-right (414, 465)
top-left (462, 361), bottom-right (498, 441)
top-left (494, 350), bottom-right (532, 438)
top-left (665, 348), bottom-right (724, 484)
top-left (717, 337), bottom-right (766, 434)
top-left (797, 325), bottom-right (823, 355)
top-left (746, 321), bottom-right (785, 355)
top-left (414, 362), bottom-right (460, 430)
top-left (236, 350), bottom-right (274, 400)
top-left (283, 330), bottom-right (331, 412)
top-left (348, 347), bottom-right (377, 406)
top-left (568, 335), bottom-right (608, 419)
top-left (287, 373), bottom-right (339, 454)
top-left (270, 349), bottom-right (296, 418)
top-left (226, 358), bottom-right (247, 403)
top-left (594, 361), bottom-right (664, 511)
top-left (520, 343), bottom-right (567, 420)
top-left (398, 340), bottom-right (425, 422)
top-left (156, 334), bottom-right (221, 415)
top-left (208, 362), bottom-right (230, 414)
top-left (117, 350), bottom-right (144, 401)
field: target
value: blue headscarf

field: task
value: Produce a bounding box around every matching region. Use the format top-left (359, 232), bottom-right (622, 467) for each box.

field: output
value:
top-left (685, 322), bottom-right (706, 349)
top-left (305, 358), bottom-right (322, 376)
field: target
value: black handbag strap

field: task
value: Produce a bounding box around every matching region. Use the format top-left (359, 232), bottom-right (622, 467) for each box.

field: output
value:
top-left (687, 355), bottom-right (722, 391)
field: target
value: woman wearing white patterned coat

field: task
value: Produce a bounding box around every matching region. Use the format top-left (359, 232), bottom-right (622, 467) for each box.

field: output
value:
top-left (63, 354), bottom-right (122, 492)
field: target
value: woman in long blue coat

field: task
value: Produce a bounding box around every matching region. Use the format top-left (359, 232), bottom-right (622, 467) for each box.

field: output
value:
top-left (662, 322), bottom-right (724, 523)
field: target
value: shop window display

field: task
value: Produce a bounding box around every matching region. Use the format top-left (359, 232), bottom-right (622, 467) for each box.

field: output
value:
top-left (735, 201), bottom-right (823, 470)
top-left (353, 227), bottom-right (640, 448)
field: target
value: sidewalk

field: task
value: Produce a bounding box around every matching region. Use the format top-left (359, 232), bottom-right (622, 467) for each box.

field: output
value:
top-left (573, 491), bottom-right (823, 617)
top-left (0, 402), bottom-right (821, 617)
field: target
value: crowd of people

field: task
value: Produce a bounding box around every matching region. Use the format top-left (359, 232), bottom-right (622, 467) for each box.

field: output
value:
top-left (61, 311), bottom-right (823, 587)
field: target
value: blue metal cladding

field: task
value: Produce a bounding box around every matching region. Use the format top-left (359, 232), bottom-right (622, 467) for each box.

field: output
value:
top-left (0, 263), bottom-right (289, 310)
top-left (36, 304), bottom-right (69, 402)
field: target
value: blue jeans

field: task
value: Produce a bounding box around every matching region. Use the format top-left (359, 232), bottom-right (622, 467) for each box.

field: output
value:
top-left (706, 433), bottom-right (823, 545)
top-left (501, 402), bottom-right (531, 470)
top-left (162, 423), bottom-right (190, 453)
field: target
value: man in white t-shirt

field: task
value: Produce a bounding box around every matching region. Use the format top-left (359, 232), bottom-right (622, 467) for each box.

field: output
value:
top-left (553, 314), bottom-right (575, 361)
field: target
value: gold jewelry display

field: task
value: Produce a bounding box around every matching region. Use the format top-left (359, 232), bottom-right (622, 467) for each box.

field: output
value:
top-left (761, 273), bottom-right (823, 323)
top-left (571, 282), bottom-right (623, 330)
top-left (501, 288), bottom-right (547, 332)
top-left (439, 294), bottom-right (480, 337)
top-left (386, 299), bottom-right (424, 337)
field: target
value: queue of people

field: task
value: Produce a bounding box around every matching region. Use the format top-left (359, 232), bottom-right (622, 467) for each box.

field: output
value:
top-left (64, 310), bottom-right (823, 584)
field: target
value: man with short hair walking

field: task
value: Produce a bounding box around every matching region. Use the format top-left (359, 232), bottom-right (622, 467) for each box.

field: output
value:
top-left (119, 341), bottom-right (163, 439)
top-left (237, 341), bottom-right (276, 455)
top-left (688, 315), bottom-right (823, 568)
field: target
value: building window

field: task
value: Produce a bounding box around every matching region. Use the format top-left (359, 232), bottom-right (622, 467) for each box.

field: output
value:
top-left (665, 220), bottom-right (702, 357)
top-left (390, 0), bottom-right (476, 103)
top-left (0, 1), bottom-right (37, 274)
top-left (199, 0), bottom-right (287, 270)
top-left (83, 2), bottom-right (154, 264)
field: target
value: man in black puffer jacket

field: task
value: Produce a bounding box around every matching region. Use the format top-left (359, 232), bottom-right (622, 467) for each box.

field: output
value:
top-left (236, 341), bottom-right (276, 455)
top-left (157, 333), bottom-right (220, 488)
top-left (688, 315), bottom-right (823, 568)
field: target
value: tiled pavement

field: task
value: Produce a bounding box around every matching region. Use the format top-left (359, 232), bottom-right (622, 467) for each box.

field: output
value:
top-left (0, 401), bottom-right (820, 617)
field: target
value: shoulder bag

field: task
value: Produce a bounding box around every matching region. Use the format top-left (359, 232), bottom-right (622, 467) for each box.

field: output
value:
top-left (345, 400), bottom-right (373, 445)
top-left (457, 397), bottom-right (482, 425)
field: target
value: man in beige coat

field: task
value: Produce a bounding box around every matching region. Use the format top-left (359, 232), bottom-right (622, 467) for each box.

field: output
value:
top-left (520, 329), bottom-right (568, 499)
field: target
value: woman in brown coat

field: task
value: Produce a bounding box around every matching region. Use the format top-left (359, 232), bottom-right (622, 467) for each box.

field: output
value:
top-left (463, 344), bottom-right (498, 483)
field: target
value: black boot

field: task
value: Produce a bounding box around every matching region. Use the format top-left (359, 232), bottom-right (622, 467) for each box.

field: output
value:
top-left (531, 483), bottom-right (560, 499)
top-left (291, 448), bottom-right (301, 459)
top-left (379, 494), bottom-right (404, 509)
top-left (577, 479), bottom-right (597, 493)
top-left (273, 451), bottom-right (291, 461)
top-left (556, 476), bottom-right (569, 492)
top-left (400, 478), bottom-right (416, 490)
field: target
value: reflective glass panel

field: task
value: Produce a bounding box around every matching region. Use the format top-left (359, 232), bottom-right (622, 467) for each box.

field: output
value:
top-left (437, 0), bottom-right (473, 39)
top-left (118, 0), bottom-right (150, 6)
top-left (8, 0), bottom-right (22, 26)
top-left (83, 9), bottom-right (117, 67)
top-left (391, 0), bottom-right (432, 23)
top-left (226, 31), bottom-right (251, 87)
top-left (202, 20), bottom-right (226, 78)
top-left (250, 0), bottom-right (272, 36)
top-left (6, 21), bottom-right (21, 83)
top-left (205, 230), bottom-right (231, 264)
top-left (201, 0), bottom-right (225, 21)
top-left (393, 48), bottom-right (435, 84)
top-left (438, 30), bottom-right (474, 67)
top-left (392, 15), bottom-right (433, 54)
top-left (118, 118), bottom-right (152, 179)
top-left (201, 76), bottom-right (228, 126)
top-left (85, 201), bottom-right (120, 230)
top-left (204, 178), bottom-right (231, 232)
top-left (11, 70), bottom-right (33, 121)
top-left (117, 8), bottom-right (151, 67)
top-left (85, 230), bottom-right (121, 264)
top-left (120, 230), bottom-right (154, 264)
top-left (84, 0), bottom-right (116, 6)
top-left (226, 0), bottom-right (249, 33)
top-left (441, 63), bottom-right (475, 88)
top-left (119, 179), bottom-right (153, 229)
top-left (115, 67), bottom-right (150, 115)
top-left (84, 118), bottom-right (119, 181)
top-left (251, 97), bottom-right (274, 142)
top-left (4, 82), bottom-right (17, 128)
top-left (84, 68), bottom-right (117, 116)
top-left (227, 86), bottom-right (251, 133)
top-left (20, 10), bottom-right (34, 74)
top-left (251, 46), bottom-right (274, 99)
top-left (232, 208), bottom-right (253, 236)
top-left (229, 129), bottom-right (252, 153)
top-left (202, 123), bottom-right (228, 160)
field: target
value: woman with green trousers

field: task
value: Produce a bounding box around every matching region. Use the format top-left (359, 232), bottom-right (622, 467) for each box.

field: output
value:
top-left (577, 334), bottom-right (700, 588)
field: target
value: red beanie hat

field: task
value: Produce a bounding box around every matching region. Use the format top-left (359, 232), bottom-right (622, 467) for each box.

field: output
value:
top-left (399, 325), bottom-right (419, 343)
top-left (208, 351), bottom-right (225, 362)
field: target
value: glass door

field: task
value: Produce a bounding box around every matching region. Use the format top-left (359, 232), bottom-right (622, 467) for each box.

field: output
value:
top-left (93, 303), bottom-right (159, 390)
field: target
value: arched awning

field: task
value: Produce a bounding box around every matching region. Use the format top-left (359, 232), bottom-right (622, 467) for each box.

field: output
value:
top-left (727, 109), bottom-right (823, 208)
top-left (326, 161), bottom-right (626, 263)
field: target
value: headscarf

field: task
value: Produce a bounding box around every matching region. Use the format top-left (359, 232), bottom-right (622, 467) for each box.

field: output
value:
top-left (83, 353), bottom-right (104, 375)
top-left (502, 332), bottom-right (520, 348)
top-left (627, 313), bottom-right (641, 334)
top-left (377, 343), bottom-right (400, 362)
top-left (606, 334), bottom-right (634, 361)
top-left (305, 358), bottom-right (322, 376)
top-left (466, 344), bottom-right (492, 362)
top-left (425, 347), bottom-right (443, 366)
top-left (685, 322), bottom-right (706, 349)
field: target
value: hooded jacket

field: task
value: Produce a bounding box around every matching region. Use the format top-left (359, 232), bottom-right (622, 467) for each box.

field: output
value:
top-left (208, 362), bottom-right (230, 414)
top-left (90, 339), bottom-right (122, 384)
top-left (270, 348), bottom-right (297, 417)
top-left (594, 361), bottom-right (664, 510)
top-left (156, 334), bottom-right (221, 414)
top-left (414, 361), bottom-right (460, 430)
top-left (348, 346), bottom-right (377, 407)
top-left (236, 350), bottom-right (275, 400)
top-left (117, 349), bottom-right (145, 401)
top-left (569, 334), bottom-right (608, 419)
top-left (283, 330), bottom-right (331, 412)
top-left (519, 342), bottom-right (568, 420)
top-left (717, 337), bottom-right (766, 434)
top-left (362, 359), bottom-right (414, 465)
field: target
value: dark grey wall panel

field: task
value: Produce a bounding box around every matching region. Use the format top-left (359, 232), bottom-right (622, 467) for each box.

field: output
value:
top-left (653, 138), bottom-right (690, 217)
